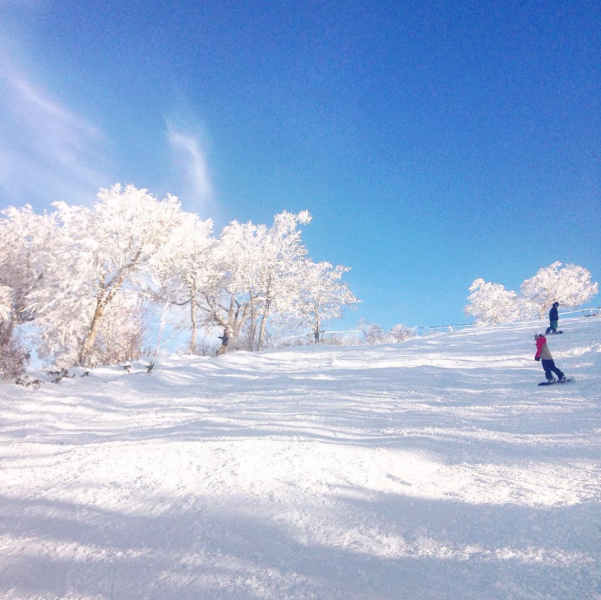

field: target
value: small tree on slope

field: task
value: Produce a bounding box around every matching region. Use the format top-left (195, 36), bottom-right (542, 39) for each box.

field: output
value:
top-left (464, 278), bottom-right (524, 326)
top-left (150, 212), bottom-right (215, 353)
top-left (254, 211), bottom-right (312, 351)
top-left (292, 260), bottom-right (360, 342)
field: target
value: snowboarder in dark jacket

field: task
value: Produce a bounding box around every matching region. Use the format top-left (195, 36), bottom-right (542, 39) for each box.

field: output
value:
top-left (546, 302), bottom-right (559, 334)
top-left (216, 327), bottom-right (231, 356)
top-left (534, 333), bottom-right (565, 382)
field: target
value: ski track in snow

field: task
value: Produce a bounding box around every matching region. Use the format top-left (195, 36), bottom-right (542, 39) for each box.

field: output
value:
top-left (1, 317), bottom-right (600, 599)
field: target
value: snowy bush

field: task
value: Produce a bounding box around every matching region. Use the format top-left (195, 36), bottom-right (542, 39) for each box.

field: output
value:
top-left (388, 323), bottom-right (418, 342)
top-left (267, 335), bottom-right (312, 350)
top-left (343, 333), bottom-right (363, 346)
top-left (191, 338), bottom-right (219, 357)
top-left (357, 318), bottom-right (387, 344)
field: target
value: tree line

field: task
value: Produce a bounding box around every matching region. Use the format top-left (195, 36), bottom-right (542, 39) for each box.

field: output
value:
top-left (0, 184), bottom-right (360, 376)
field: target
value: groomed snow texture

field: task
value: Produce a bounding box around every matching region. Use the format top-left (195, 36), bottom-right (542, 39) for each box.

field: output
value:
top-left (1, 318), bottom-right (600, 599)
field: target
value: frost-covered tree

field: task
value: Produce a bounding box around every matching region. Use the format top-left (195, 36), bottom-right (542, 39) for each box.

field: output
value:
top-left (151, 211), bottom-right (215, 353)
top-left (464, 278), bottom-right (524, 326)
top-left (0, 284), bottom-right (29, 379)
top-left (521, 262), bottom-right (598, 317)
top-left (292, 260), bottom-right (360, 342)
top-left (203, 211), bottom-right (312, 351)
top-left (254, 210), bottom-right (312, 351)
top-left (32, 184), bottom-right (185, 366)
top-left (0, 206), bottom-right (57, 339)
top-left (0, 205), bottom-right (57, 375)
top-left (201, 219), bottom-right (265, 349)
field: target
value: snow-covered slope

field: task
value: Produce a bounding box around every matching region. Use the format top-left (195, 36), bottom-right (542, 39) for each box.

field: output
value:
top-left (1, 317), bottom-right (600, 600)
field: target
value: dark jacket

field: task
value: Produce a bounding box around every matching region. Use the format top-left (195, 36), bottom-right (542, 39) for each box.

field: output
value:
top-left (219, 330), bottom-right (230, 346)
top-left (549, 306), bottom-right (559, 321)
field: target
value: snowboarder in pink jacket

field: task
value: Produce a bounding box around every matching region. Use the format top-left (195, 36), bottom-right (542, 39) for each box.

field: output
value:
top-left (534, 334), bottom-right (566, 383)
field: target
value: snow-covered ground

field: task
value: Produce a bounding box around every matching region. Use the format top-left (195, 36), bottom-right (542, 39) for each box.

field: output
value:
top-left (1, 317), bottom-right (600, 600)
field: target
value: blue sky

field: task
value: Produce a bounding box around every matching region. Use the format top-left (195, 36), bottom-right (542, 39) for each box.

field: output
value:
top-left (1, 0), bottom-right (599, 329)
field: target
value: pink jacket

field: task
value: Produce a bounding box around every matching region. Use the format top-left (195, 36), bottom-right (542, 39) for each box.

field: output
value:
top-left (535, 335), bottom-right (553, 360)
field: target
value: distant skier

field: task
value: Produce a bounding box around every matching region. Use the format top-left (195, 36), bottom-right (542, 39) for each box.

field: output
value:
top-left (216, 326), bottom-right (231, 356)
top-left (545, 302), bottom-right (560, 335)
top-left (534, 333), bottom-right (566, 383)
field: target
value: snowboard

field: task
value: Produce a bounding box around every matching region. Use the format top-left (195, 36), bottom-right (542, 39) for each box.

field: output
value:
top-left (545, 330), bottom-right (563, 335)
top-left (538, 378), bottom-right (573, 386)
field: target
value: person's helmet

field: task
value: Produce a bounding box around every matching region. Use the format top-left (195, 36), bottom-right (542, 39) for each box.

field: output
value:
top-left (553, 302), bottom-right (559, 307)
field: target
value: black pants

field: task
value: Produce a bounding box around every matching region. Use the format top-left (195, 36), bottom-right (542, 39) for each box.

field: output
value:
top-left (541, 359), bottom-right (564, 382)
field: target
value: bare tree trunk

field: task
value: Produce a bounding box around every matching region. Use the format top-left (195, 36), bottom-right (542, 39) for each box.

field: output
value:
top-left (189, 295), bottom-right (198, 353)
top-left (187, 280), bottom-right (198, 353)
top-left (78, 253), bottom-right (140, 366)
top-left (313, 303), bottom-right (321, 344)
top-left (248, 293), bottom-right (257, 350)
top-left (257, 298), bottom-right (271, 351)
top-left (227, 294), bottom-right (236, 327)
top-left (313, 310), bottom-right (321, 343)
top-left (78, 300), bottom-right (107, 366)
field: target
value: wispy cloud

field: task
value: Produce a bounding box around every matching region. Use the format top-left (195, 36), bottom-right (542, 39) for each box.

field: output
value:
top-left (0, 34), bottom-right (218, 215)
top-left (166, 121), bottom-right (217, 218)
top-left (0, 49), bottom-right (111, 207)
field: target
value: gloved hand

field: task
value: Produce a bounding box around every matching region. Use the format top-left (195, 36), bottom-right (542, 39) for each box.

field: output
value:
top-left (535, 357), bottom-right (540, 361)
